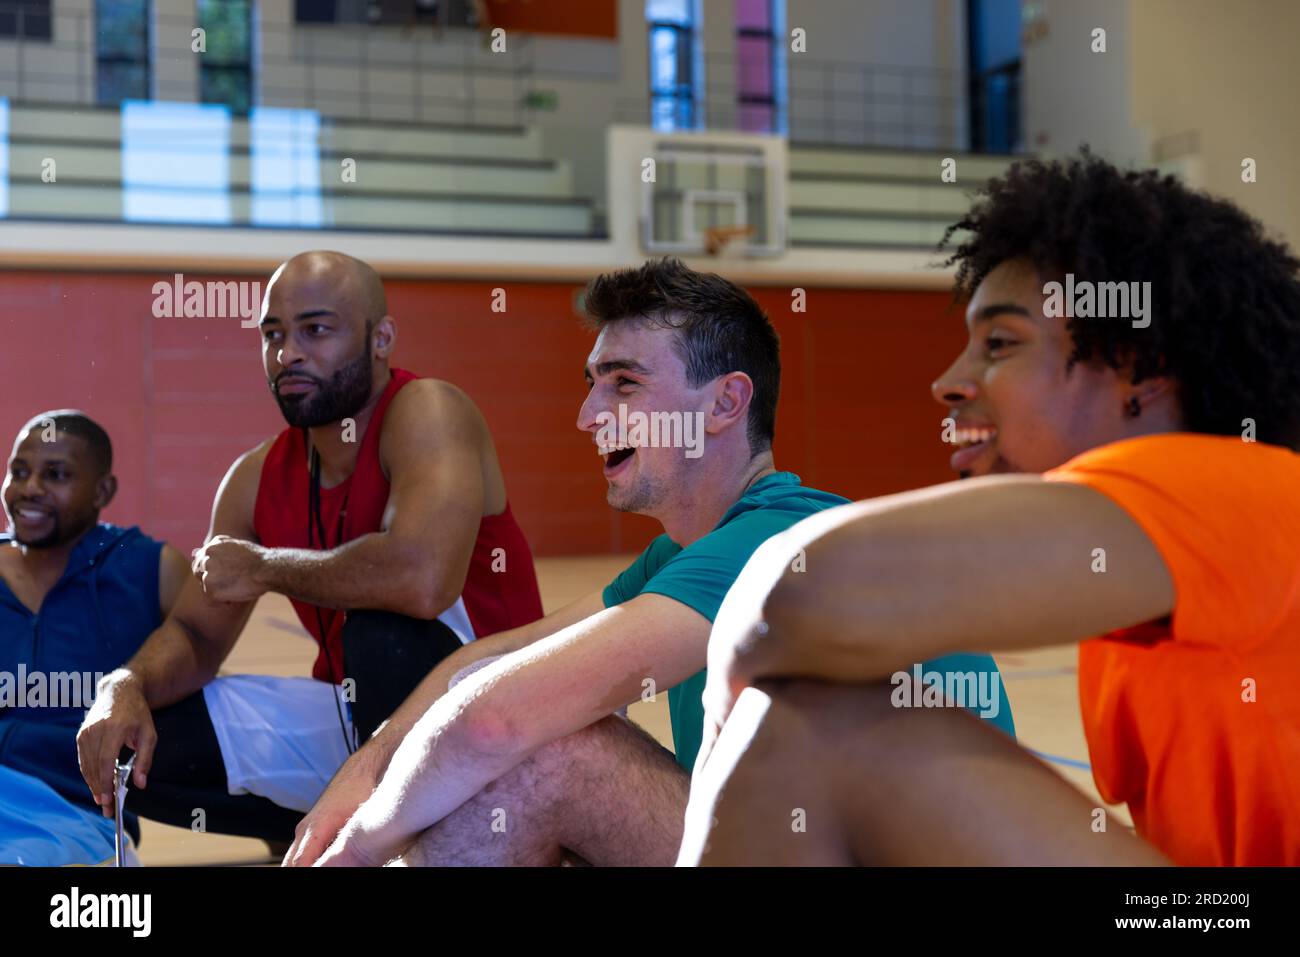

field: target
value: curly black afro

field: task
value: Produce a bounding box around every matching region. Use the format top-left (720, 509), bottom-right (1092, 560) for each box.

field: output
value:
top-left (941, 149), bottom-right (1300, 449)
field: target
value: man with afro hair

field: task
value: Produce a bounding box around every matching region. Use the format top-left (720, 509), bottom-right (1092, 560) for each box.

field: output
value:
top-left (679, 149), bottom-right (1300, 867)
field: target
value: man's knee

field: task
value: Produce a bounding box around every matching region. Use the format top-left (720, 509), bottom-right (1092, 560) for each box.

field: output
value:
top-left (463, 715), bottom-right (636, 818)
top-left (413, 715), bottom-right (683, 865)
top-left (514, 715), bottom-right (688, 838)
top-left (686, 685), bottom-right (820, 837)
top-left (711, 683), bottom-right (831, 786)
top-left (685, 686), bottom-right (852, 866)
top-left (512, 714), bottom-right (665, 792)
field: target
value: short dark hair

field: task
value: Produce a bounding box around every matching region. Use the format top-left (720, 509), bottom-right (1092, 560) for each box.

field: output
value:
top-left (582, 258), bottom-right (780, 453)
top-left (942, 149), bottom-right (1300, 449)
top-left (21, 410), bottom-right (113, 476)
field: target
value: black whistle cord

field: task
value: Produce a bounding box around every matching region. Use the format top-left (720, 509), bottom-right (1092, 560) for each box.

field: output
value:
top-left (305, 427), bottom-right (358, 755)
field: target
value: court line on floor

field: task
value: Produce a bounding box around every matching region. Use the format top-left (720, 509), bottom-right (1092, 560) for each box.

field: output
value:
top-left (1028, 748), bottom-right (1091, 771)
top-left (264, 616), bottom-right (312, 637)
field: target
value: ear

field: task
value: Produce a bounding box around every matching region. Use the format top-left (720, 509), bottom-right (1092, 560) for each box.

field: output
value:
top-left (372, 315), bottom-right (397, 359)
top-left (1127, 373), bottom-right (1178, 413)
top-left (95, 474), bottom-right (118, 511)
top-left (706, 372), bottom-right (755, 436)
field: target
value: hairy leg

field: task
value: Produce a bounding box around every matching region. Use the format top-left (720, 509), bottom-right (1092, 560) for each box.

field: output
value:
top-left (395, 714), bottom-right (690, 866)
top-left (681, 679), bottom-right (1168, 866)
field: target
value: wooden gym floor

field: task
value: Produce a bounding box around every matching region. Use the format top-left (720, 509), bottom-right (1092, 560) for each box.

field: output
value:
top-left (134, 554), bottom-right (1129, 865)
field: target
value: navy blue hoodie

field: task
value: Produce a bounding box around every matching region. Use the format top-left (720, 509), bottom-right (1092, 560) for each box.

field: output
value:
top-left (0, 523), bottom-right (163, 836)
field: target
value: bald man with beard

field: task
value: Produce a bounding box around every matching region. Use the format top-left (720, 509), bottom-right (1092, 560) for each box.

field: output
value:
top-left (76, 251), bottom-right (543, 845)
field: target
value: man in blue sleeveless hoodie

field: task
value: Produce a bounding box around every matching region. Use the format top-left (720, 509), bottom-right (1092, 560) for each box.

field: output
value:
top-left (0, 411), bottom-right (189, 865)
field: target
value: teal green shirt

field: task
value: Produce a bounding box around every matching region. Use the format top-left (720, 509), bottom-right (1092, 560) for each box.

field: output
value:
top-left (602, 472), bottom-right (1016, 770)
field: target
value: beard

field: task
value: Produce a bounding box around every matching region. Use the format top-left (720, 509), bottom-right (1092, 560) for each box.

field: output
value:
top-left (607, 477), bottom-right (661, 514)
top-left (12, 518), bottom-right (62, 549)
top-left (605, 459), bottom-right (669, 515)
top-left (271, 346), bottom-right (373, 428)
top-left (7, 506), bottom-right (95, 550)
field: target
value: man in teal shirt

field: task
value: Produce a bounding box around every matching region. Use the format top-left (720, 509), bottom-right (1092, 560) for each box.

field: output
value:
top-left (604, 475), bottom-right (1015, 769)
top-left (289, 258), bottom-right (1012, 867)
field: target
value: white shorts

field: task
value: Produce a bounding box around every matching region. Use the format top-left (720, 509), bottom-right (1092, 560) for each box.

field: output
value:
top-left (202, 674), bottom-right (355, 813)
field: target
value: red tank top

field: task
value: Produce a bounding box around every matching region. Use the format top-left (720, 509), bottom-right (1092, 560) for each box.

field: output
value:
top-left (252, 368), bottom-right (544, 682)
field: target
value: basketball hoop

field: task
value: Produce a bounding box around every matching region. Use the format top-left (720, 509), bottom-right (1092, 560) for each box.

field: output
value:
top-left (703, 224), bottom-right (758, 258)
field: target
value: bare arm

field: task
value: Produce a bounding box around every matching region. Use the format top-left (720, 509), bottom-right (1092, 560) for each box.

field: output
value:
top-left (157, 544), bottom-right (190, 619)
top-left (318, 593), bottom-right (709, 865)
top-left (231, 380), bottom-right (489, 617)
top-left (362, 589), bottom-right (606, 769)
top-left (713, 475), bottom-right (1175, 694)
top-left (115, 448), bottom-right (266, 707)
top-left (78, 445), bottom-right (264, 803)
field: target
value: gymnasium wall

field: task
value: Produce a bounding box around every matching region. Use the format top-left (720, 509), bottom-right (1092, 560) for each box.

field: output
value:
top-left (0, 270), bottom-right (966, 556)
top-left (1022, 0), bottom-right (1300, 248)
top-left (1128, 0), bottom-right (1300, 249)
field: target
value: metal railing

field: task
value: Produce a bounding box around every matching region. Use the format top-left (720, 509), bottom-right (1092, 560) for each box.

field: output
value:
top-left (0, 4), bottom-right (546, 127)
top-left (0, 4), bottom-right (979, 151)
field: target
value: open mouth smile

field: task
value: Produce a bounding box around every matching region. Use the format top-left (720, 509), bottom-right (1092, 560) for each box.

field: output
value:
top-left (946, 425), bottom-right (999, 473)
top-left (598, 444), bottom-right (636, 478)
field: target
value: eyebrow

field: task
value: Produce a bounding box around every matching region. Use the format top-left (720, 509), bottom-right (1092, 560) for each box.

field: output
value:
top-left (970, 303), bottom-right (1034, 325)
top-left (259, 308), bottom-right (339, 328)
top-left (583, 359), bottom-right (651, 380)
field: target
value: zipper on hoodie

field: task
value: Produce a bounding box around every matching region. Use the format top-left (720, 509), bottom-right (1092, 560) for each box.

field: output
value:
top-left (25, 552), bottom-right (78, 670)
top-left (15, 526), bottom-right (122, 676)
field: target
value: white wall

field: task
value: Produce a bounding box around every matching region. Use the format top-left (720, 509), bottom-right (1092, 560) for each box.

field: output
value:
top-left (1020, 0), bottom-right (1144, 163)
top-left (1022, 0), bottom-right (1300, 246)
top-left (1129, 0), bottom-right (1300, 247)
top-left (782, 0), bottom-right (967, 147)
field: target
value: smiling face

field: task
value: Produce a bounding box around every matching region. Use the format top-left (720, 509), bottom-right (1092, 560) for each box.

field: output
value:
top-left (577, 320), bottom-right (713, 517)
top-left (259, 253), bottom-right (392, 428)
top-left (3, 429), bottom-right (111, 549)
top-left (931, 258), bottom-right (1154, 477)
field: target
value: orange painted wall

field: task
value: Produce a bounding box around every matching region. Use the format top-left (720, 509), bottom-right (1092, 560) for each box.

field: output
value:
top-left (0, 271), bottom-right (966, 556)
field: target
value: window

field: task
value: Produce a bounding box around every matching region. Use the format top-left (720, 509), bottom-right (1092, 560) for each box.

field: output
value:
top-left (735, 0), bottom-right (779, 133)
top-left (967, 0), bottom-right (1021, 152)
top-left (96, 0), bottom-right (152, 105)
top-left (293, 0), bottom-right (337, 22)
top-left (198, 0), bottom-right (254, 114)
top-left (295, 1), bottom-right (479, 27)
top-left (0, 0), bottom-right (51, 40)
top-left (122, 101), bottom-right (232, 224)
top-left (250, 107), bottom-right (324, 228)
top-left (647, 0), bottom-right (696, 131)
